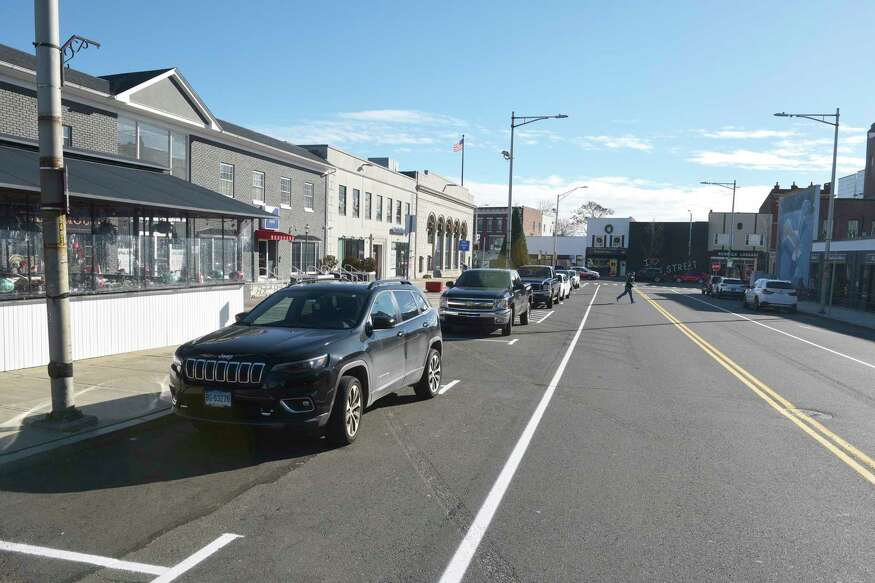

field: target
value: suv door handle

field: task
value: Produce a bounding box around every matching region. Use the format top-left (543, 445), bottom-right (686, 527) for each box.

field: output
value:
top-left (421, 321), bottom-right (429, 328)
top-left (397, 331), bottom-right (405, 337)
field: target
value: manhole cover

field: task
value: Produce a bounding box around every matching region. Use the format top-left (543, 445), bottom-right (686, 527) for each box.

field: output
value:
top-left (793, 408), bottom-right (833, 420)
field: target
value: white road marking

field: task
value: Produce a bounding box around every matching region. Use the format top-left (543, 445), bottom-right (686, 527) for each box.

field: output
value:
top-left (438, 284), bottom-right (600, 583)
top-left (0, 533), bottom-right (242, 582)
top-left (151, 533), bottom-right (243, 583)
top-left (508, 339), bottom-right (519, 345)
top-left (536, 311), bottom-right (554, 324)
top-left (673, 290), bottom-right (875, 371)
top-left (438, 380), bottom-right (460, 395)
top-left (0, 539), bottom-right (168, 576)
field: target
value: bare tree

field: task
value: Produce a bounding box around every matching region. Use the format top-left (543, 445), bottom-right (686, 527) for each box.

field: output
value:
top-left (571, 200), bottom-right (614, 231)
top-left (536, 199), bottom-right (555, 215)
top-left (554, 216), bottom-right (581, 236)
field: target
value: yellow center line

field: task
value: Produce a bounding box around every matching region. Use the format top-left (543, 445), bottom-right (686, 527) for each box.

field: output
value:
top-left (637, 290), bottom-right (875, 486)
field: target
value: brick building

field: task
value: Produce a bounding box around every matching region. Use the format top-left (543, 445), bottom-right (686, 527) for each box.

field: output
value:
top-left (474, 205), bottom-right (547, 267)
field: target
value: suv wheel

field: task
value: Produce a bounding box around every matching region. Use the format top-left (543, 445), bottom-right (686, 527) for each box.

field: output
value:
top-left (327, 375), bottom-right (363, 445)
top-left (519, 304), bottom-right (530, 325)
top-left (501, 309), bottom-right (513, 336)
top-left (414, 348), bottom-right (441, 399)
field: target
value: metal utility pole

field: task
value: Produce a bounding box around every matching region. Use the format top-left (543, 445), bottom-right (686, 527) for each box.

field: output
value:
top-left (701, 180), bottom-right (737, 277)
top-left (687, 210), bottom-right (693, 260)
top-left (551, 185), bottom-right (586, 267)
top-left (774, 109), bottom-right (840, 313)
top-left (504, 111), bottom-right (568, 268)
top-left (34, 0), bottom-right (90, 427)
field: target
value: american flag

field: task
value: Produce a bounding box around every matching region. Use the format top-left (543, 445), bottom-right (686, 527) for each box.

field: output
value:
top-left (453, 136), bottom-right (465, 152)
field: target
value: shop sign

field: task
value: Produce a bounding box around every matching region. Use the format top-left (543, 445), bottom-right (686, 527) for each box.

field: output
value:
top-left (263, 208), bottom-right (280, 230)
top-left (827, 252), bottom-right (847, 262)
top-left (458, 240), bottom-right (470, 251)
top-left (389, 226), bottom-right (407, 236)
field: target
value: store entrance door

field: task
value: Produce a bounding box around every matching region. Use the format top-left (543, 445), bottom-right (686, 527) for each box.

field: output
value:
top-left (258, 240), bottom-right (278, 279)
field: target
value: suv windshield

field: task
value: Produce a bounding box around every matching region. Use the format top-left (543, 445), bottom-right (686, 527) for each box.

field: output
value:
top-left (454, 270), bottom-right (510, 288)
top-left (766, 281), bottom-right (793, 289)
top-left (723, 278), bottom-right (742, 285)
top-left (518, 266), bottom-right (552, 278)
top-left (242, 288), bottom-right (367, 329)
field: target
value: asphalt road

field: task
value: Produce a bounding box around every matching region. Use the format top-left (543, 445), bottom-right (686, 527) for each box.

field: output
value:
top-left (1, 282), bottom-right (873, 582)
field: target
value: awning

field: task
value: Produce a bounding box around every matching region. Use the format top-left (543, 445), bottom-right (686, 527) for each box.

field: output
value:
top-left (0, 144), bottom-right (274, 219)
top-left (255, 229), bottom-right (294, 241)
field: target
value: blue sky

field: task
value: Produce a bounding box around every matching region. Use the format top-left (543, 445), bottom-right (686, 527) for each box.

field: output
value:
top-left (2, 0), bottom-right (873, 221)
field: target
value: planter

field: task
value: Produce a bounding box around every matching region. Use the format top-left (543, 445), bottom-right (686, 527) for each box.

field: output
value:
top-left (425, 280), bottom-right (443, 293)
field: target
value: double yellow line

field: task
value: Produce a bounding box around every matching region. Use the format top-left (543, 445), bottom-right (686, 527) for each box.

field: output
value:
top-left (638, 290), bottom-right (875, 486)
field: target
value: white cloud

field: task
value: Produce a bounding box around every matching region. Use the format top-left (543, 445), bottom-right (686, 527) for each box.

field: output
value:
top-left (466, 176), bottom-right (771, 223)
top-left (701, 129), bottom-right (797, 139)
top-left (689, 148), bottom-right (863, 174)
top-left (338, 109), bottom-right (464, 126)
top-left (575, 134), bottom-right (653, 151)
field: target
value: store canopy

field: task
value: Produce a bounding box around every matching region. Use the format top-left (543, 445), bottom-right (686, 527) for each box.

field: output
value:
top-left (255, 229), bottom-right (294, 241)
top-left (0, 144), bottom-right (274, 219)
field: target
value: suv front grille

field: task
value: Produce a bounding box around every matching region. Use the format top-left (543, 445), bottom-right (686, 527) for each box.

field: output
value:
top-left (184, 358), bottom-right (266, 385)
top-left (447, 298), bottom-right (495, 311)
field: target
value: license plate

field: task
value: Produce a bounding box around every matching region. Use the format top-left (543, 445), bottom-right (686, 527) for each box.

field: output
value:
top-left (204, 389), bottom-right (232, 408)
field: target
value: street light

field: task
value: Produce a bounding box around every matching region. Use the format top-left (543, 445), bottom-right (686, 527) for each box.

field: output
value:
top-left (687, 210), bottom-right (693, 261)
top-left (701, 180), bottom-right (737, 276)
top-left (774, 109), bottom-right (840, 314)
top-left (552, 186), bottom-right (587, 267)
top-left (504, 112), bottom-right (568, 267)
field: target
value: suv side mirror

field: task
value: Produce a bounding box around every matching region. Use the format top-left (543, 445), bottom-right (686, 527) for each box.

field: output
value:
top-left (234, 311), bottom-right (248, 323)
top-left (371, 313), bottom-right (396, 330)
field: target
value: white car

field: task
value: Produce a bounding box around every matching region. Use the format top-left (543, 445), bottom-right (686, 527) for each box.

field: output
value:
top-left (743, 279), bottom-right (797, 312)
top-left (556, 273), bottom-right (572, 301)
top-left (713, 277), bottom-right (746, 298)
top-left (557, 269), bottom-right (580, 289)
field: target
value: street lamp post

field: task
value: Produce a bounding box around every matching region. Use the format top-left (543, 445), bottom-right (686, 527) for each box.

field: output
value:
top-left (504, 112), bottom-right (568, 267)
top-left (701, 180), bottom-right (737, 276)
top-left (774, 109), bottom-right (840, 314)
top-left (552, 186), bottom-right (587, 267)
top-left (687, 210), bottom-right (693, 261)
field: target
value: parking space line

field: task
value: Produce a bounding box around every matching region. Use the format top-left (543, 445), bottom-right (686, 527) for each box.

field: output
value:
top-left (438, 380), bottom-right (460, 395)
top-left (536, 311), bottom-right (554, 324)
top-left (672, 290), bottom-right (875, 371)
top-left (0, 533), bottom-right (243, 582)
top-left (438, 284), bottom-right (600, 583)
top-left (152, 533), bottom-right (243, 583)
top-left (0, 539), bottom-right (168, 576)
top-left (508, 339), bottom-right (519, 345)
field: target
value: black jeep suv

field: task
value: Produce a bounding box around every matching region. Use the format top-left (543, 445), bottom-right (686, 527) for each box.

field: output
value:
top-left (517, 265), bottom-right (561, 307)
top-left (439, 268), bottom-right (531, 336)
top-left (169, 280), bottom-right (442, 445)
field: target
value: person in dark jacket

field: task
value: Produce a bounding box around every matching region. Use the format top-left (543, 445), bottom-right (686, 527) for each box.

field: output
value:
top-left (616, 272), bottom-right (635, 303)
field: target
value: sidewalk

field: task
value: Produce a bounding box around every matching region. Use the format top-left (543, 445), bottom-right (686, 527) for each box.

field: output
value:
top-left (0, 346), bottom-right (174, 466)
top-left (797, 300), bottom-right (875, 331)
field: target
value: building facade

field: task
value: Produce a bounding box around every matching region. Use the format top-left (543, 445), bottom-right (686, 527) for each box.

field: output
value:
top-left (526, 235), bottom-right (587, 267)
top-left (403, 170), bottom-right (474, 278)
top-left (707, 211), bottom-right (771, 279)
top-left (474, 205), bottom-right (547, 267)
top-left (585, 217), bottom-right (632, 276)
top-left (0, 44), bottom-right (331, 284)
top-left (302, 147), bottom-right (417, 278)
top-left (627, 221), bottom-right (709, 276)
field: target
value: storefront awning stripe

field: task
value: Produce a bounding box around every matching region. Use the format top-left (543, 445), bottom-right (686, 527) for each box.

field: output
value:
top-left (255, 229), bottom-right (294, 241)
top-left (0, 144), bottom-right (274, 219)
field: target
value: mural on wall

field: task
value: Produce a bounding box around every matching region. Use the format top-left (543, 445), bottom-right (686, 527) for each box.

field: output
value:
top-left (776, 185), bottom-right (820, 288)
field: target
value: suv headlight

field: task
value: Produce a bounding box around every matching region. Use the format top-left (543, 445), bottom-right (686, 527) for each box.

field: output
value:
top-left (273, 354), bottom-right (329, 372)
top-left (440, 296), bottom-right (448, 309)
top-left (495, 298), bottom-right (509, 310)
top-left (171, 353), bottom-right (183, 373)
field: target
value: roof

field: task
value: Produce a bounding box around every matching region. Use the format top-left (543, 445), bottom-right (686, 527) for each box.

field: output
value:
top-left (0, 43), bottom-right (110, 93)
top-left (99, 68), bottom-right (174, 94)
top-left (0, 144), bottom-right (273, 219)
top-left (217, 119), bottom-right (328, 165)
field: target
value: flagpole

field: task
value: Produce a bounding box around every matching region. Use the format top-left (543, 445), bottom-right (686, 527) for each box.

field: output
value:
top-left (460, 134), bottom-right (465, 186)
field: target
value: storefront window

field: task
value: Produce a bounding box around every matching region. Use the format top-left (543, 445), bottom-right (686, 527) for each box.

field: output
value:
top-left (171, 131), bottom-right (188, 180)
top-left (118, 117), bottom-right (137, 159)
top-left (138, 122), bottom-right (170, 167)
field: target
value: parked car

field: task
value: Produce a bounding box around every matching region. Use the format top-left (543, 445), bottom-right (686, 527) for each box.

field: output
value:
top-left (577, 267), bottom-right (601, 280)
top-left (557, 268), bottom-right (580, 289)
top-left (703, 275), bottom-right (722, 295)
top-left (556, 272), bottom-right (572, 300)
top-left (743, 279), bottom-right (798, 312)
top-left (713, 277), bottom-right (746, 298)
top-left (440, 268), bottom-right (531, 336)
top-left (636, 267), bottom-right (664, 282)
top-left (674, 271), bottom-right (708, 284)
top-left (169, 280), bottom-right (442, 445)
top-left (517, 265), bottom-right (562, 308)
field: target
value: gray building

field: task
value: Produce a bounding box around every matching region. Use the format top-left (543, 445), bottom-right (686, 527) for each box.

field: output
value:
top-left (0, 43), bottom-right (331, 282)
